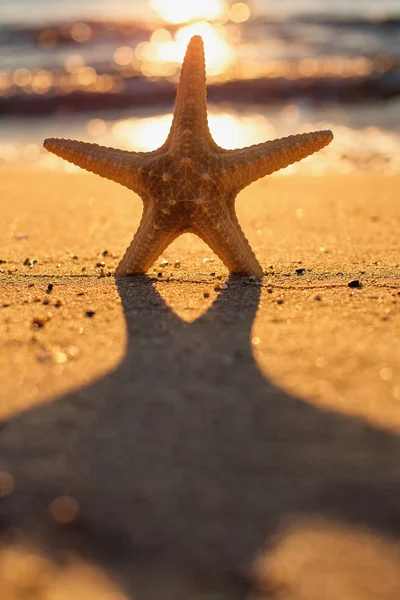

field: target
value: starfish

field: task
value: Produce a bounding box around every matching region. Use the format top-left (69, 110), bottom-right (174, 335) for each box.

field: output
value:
top-left (44, 36), bottom-right (333, 276)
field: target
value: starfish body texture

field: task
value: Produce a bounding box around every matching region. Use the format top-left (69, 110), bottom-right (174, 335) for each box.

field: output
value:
top-left (44, 36), bottom-right (333, 276)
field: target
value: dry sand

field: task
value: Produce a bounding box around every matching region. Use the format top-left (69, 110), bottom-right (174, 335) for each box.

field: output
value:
top-left (0, 169), bottom-right (399, 599)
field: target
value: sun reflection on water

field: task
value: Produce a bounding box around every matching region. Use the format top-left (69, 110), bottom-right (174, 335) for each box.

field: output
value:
top-left (136, 21), bottom-right (236, 77)
top-left (149, 0), bottom-right (229, 24)
top-left (112, 112), bottom-right (276, 151)
top-left (2, 108), bottom-right (400, 175)
top-left (135, 0), bottom-right (252, 78)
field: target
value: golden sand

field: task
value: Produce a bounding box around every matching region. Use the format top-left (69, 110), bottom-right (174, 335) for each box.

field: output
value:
top-left (0, 170), bottom-right (399, 599)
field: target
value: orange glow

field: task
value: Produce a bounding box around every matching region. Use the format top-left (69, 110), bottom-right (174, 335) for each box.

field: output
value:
top-left (111, 112), bottom-right (276, 152)
top-left (150, 0), bottom-right (228, 24)
top-left (136, 22), bottom-right (234, 77)
top-left (175, 23), bottom-right (233, 74)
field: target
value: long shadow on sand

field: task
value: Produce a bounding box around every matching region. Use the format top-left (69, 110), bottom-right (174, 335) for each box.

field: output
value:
top-left (1, 276), bottom-right (400, 598)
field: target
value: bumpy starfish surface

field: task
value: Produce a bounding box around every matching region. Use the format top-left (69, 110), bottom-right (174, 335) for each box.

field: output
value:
top-left (44, 36), bottom-right (333, 276)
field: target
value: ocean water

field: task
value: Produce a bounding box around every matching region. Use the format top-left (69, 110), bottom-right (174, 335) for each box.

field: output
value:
top-left (1, 0), bottom-right (399, 24)
top-left (0, 0), bottom-right (399, 172)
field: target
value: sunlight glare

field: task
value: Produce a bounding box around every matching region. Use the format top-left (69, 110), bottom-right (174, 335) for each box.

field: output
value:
top-left (137, 22), bottom-right (234, 77)
top-left (150, 0), bottom-right (228, 24)
top-left (176, 22), bottom-right (233, 74)
top-left (111, 112), bottom-right (276, 152)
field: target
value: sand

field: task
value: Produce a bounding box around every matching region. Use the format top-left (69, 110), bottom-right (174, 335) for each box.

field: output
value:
top-left (0, 169), bottom-right (399, 599)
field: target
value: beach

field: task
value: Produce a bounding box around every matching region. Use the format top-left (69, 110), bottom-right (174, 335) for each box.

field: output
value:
top-left (0, 169), bottom-right (399, 598)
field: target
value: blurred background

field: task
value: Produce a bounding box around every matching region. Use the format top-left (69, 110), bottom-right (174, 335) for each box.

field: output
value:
top-left (0, 0), bottom-right (399, 174)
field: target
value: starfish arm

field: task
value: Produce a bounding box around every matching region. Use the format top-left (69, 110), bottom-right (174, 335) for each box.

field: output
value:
top-left (168, 35), bottom-right (220, 153)
top-left (115, 209), bottom-right (179, 275)
top-left (218, 130), bottom-right (333, 189)
top-left (43, 138), bottom-right (148, 193)
top-left (194, 208), bottom-right (263, 276)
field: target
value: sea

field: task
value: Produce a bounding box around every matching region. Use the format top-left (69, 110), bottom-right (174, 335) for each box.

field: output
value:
top-left (0, 0), bottom-right (399, 173)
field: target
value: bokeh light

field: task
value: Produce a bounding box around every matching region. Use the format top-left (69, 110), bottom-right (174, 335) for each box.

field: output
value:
top-left (229, 2), bottom-right (252, 23)
top-left (150, 0), bottom-right (228, 24)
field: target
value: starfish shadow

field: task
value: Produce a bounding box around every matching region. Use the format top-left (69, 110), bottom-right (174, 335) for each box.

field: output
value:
top-left (1, 277), bottom-right (400, 598)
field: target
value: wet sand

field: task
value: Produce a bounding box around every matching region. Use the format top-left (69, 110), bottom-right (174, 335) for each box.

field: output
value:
top-left (0, 170), bottom-right (399, 599)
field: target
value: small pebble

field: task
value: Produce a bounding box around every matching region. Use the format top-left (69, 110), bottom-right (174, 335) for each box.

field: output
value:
top-left (23, 257), bottom-right (30, 266)
top-left (157, 272), bottom-right (163, 278)
top-left (174, 260), bottom-right (181, 268)
top-left (296, 268), bottom-right (306, 275)
top-left (36, 352), bottom-right (52, 362)
top-left (96, 262), bottom-right (105, 268)
top-left (267, 286), bottom-right (273, 294)
top-left (315, 294), bottom-right (322, 301)
top-left (203, 290), bottom-right (210, 298)
top-left (55, 299), bottom-right (62, 307)
top-left (81, 266), bottom-right (86, 272)
top-left (77, 290), bottom-right (85, 296)
top-left (102, 250), bottom-right (109, 257)
top-left (42, 298), bottom-right (50, 305)
top-left (160, 259), bottom-right (169, 267)
top-left (28, 282), bottom-right (35, 287)
top-left (85, 310), bottom-right (95, 318)
top-left (277, 298), bottom-right (284, 305)
top-left (47, 283), bottom-right (54, 293)
top-left (348, 279), bottom-right (362, 289)
top-left (32, 316), bottom-right (48, 328)
top-left (214, 282), bottom-right (221, 291)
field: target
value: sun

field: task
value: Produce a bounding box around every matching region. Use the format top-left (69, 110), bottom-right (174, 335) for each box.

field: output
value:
top-left (135, 22), bottom-right (235, 77)
top-left (149, 0), bottom-right (228, 24)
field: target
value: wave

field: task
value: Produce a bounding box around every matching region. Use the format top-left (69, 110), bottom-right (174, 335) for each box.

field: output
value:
top-left (1, 71), bottom-right (400, 118)
top-left (0, 15), bottom-right (399, 118)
